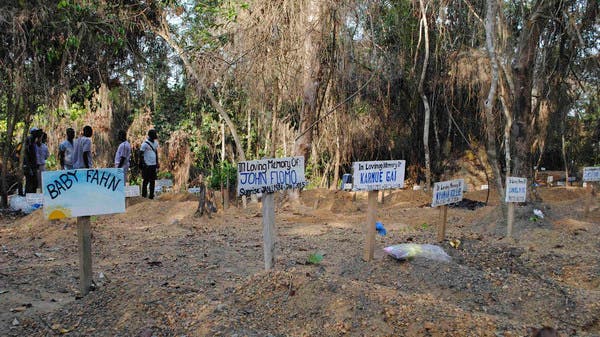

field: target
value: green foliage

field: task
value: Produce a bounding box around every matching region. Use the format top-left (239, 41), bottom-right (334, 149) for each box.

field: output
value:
top-left (208, 161), bottom-right (237, 190)
top-left (45, 154), bottom-right (58, 171)
top-left (158, 171), bottom-right (174, 179)
top-left (307, 253), bottom-right (323, 265)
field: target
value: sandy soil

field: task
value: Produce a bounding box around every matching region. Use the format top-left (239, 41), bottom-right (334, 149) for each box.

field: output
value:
top-left (1, 186), bottom-right (599, 337)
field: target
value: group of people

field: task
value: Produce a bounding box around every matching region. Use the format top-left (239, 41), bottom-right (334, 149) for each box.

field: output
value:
top-left (24, 126), bottom-right (161, 199)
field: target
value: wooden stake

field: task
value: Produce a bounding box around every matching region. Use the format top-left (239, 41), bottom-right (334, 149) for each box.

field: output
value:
top-left (77, 216), bottom-right (92, 295)
top-left (584, 183), bottom-right (593, 217)
top-left (262, 193), bottom-right (276, 270)
top-left (224, 179), bottom-right (230, 209)
top-left (437, 205), bottom-right (448, 242)
top-left (364, 190), bottom-right (378, 261)
top-left (507, 202), bottom-right (515, 238)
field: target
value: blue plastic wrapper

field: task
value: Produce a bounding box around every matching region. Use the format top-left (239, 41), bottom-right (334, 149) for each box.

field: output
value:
top-left (375, 221), bottom-right (387, 236)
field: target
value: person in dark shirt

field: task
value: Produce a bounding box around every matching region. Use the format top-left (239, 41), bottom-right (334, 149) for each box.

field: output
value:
top-left (24, 127), bottom-right (42, 193)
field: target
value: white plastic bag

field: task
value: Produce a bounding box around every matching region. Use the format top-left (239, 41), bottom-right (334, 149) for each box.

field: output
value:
top-left (9, 196), bottom-right (28, 212)
top-left (383, 244), bottom-right (451, 262)
top-left (8, 195), bottom-right (40, 214)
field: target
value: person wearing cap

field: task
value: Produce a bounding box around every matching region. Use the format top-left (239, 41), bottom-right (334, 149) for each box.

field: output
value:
top-left (36, 132), bottom-right (49, 190)
top-left (139, 129), bottom-right (159, 199)
top-left (72, 125), bottom-right (94, 169)
top-left (24, 127), bottom-right (42, 193)
top-left (114, 130), bottom-right (131, 184)
top-left (59, 128), bottom-right (75, 170)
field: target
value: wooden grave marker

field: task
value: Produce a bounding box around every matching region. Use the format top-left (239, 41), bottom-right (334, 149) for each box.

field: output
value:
top-left (505, 177), bottom-right (527, 238)
top-left (583, 167), bottom-right (600, 217)
top-left (125, 185), bottom-right (140, 207)
top-left (42, 168), bottom-right (125, 295)
top-left (431, 179), bottom-right (464, 242)
top-left (352, 160), bottom-right (406, 261)
top-left (237, 157), bottom-right (307, 270)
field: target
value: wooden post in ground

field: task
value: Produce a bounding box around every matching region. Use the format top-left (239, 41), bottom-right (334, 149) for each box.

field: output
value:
top-left (437, 205), bottom-right (448, 242)
top-left (77, 216), bottom-right (92, 295)
top-left (262, 193), bottom-right (276, 270)
top-left (507, 202), bottom-right (515, 238)
top-left (364, 190), bottom-right (378, 261)
top-left (584, 183), bottom-right (594, 217)
top-left (224, 179), bottom-right (230, 209)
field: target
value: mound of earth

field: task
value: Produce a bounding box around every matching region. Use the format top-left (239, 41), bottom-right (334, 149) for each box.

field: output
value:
top-left (1, 186), bottom-right (599, 336)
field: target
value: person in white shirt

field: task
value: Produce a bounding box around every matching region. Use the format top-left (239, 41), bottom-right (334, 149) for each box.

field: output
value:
top-left (58, 128), bottom-right (75, 170)
top-left (72, 125), bottom-right (93, 169)
top-left (114, 130), bottom-right (131, 184)
top-left (139, 129), bottom-right (159, 199)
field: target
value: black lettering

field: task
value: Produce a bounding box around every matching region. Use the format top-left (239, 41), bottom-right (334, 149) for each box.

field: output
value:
top-left (59, 173), bottom-right (73, 189)
top-left (90, 170), bottom-right (99, 184)
top-left (47, 183), bottom-right (59, 199)
top-left (108, 176), bottom-right (121, 191)
top-left (54, 179), bottom-right (66, 194)
top-left (66, 170), bottom-right (78, 182)
top-left (100, 171), bottom-right (110, 187)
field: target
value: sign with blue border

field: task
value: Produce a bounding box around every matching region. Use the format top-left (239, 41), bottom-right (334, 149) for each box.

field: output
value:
top-left (237, 156), bottom-right (307, 196)
top-left (352, 160), bottom-right (406, 191)
top-left (505, 177), bottom-right (527, 202)
top-left (42, 168), bottom-right (125, 219)
top-left (432, 179), bottom-right (464, 207)
top-left (583, 167), bottom-right (600, 182)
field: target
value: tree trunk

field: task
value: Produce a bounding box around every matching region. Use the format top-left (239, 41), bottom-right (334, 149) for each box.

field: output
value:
top-left (293, 0), bottom-right (323, 162)
top-left (246, 109), bottom-right (252, 156)
top-left (221, 120), bottom-right (225, 206)
top-left (1, 90), bottom-right (16, 207)
top-left (561, 120), bottom-right (569, 186)
top-left (331, 110), bottom-right (341, 190)
top-left (483, 0), bottom-right (505, 198)
top-left (510, 1), bottom-right (554, 179)
top-left (417, 0), bottom-right (432, 191)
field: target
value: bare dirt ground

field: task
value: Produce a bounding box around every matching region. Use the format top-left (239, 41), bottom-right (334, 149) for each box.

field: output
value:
top-left (1, 187), bottom-right (599, 337)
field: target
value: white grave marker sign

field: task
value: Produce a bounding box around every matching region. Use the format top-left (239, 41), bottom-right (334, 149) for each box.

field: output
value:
top-left (125, 185), bottom-right (140, 197)
top-left (352, 160), bottom-right (406, 191)
top-left (42, 168), bottom-right (125, 220)
top-left (237, 156), bottom-right (307, 196)
top-left (505, 177), bottom-right (527, 203)
top-left (26, 193), bottom-right (44, 206)
top-left (583, 167), bottom-right (600, 182)
top-left (188, 187), bottom-right (201, 195)
top-left (432, 179), bottom-right (464, 207)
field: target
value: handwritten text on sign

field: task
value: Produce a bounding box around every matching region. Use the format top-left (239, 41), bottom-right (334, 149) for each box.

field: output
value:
top-left (237, 156), bottom-right (307, 196)
top-left (583, 167), bottom-right (600, 182)
top-left (505, 177), bottom-right (527, 203)
top-left (352, 160), bottom-right (406, 191)
top-left (125, 185), bottom-right (141, 197)
top-left (42, 168), bottom-right (125, 220)
top-left (432, 179), bottom-right (464, 207)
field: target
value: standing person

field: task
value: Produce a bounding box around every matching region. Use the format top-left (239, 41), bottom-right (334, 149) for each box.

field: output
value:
top-left (36, 132), bottom-right (49, 190)
top-left (24, 127), bottom-right (41, 193)
top-left (139, 129), bottom-right (159, 199)
top-left (114, 130), bottom-right (131, 184)
top-left (58, 128), bottom-right (76, 170)
top-left (72, 125), bottom-right (93, 169)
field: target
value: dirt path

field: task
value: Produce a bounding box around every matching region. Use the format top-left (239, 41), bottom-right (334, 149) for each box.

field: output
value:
top-left (1, 187), bottom-right (598, 336)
